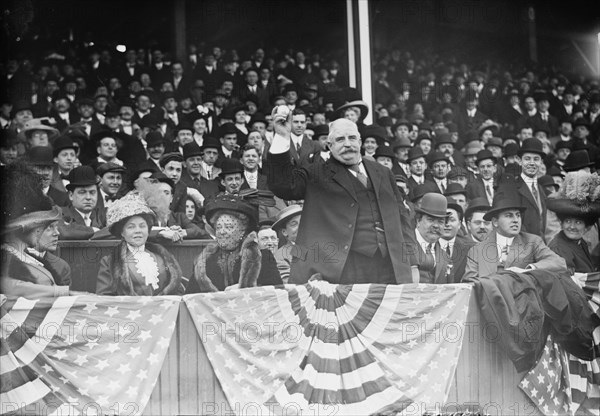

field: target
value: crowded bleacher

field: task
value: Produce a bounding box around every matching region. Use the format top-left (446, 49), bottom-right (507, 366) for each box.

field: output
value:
top-left (1, 40), bottom-right (599, 296)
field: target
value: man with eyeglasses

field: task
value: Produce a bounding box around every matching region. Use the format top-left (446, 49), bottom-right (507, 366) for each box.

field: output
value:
top-left (465, 198), bottom-right (493, 243)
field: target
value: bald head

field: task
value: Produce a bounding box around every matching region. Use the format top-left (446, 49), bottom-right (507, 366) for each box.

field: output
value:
top-left (327, 118), bottom-right (362, 165)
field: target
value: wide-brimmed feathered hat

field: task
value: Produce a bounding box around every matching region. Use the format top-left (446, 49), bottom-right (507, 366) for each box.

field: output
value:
top-left (204, 189), bottom-right (276, 231)
top-left (547, 171), bottom-right (600, 225)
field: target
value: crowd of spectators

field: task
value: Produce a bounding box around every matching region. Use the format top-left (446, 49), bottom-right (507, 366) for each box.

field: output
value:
top-left (1, 40), bottom-right (599, 296)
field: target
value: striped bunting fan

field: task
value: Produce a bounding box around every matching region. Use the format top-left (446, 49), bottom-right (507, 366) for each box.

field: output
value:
top-left (185, 281), bottom-right (472, 415)
top-left (0, 294), bottom-right (179, 415)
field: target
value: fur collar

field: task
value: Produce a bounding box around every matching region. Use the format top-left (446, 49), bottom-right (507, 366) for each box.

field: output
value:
top-left (109, 241), bottom-right (183, 295)
top-left (192, 232), bottom-right (261, 292)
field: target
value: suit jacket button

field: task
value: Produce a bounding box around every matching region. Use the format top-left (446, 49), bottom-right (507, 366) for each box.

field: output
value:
top-left (348, 224), bottom-right (352, 228)
top-left (344, 245), bottom-right (349, 251)
top-left (350, 203), bottom-right (355, 207)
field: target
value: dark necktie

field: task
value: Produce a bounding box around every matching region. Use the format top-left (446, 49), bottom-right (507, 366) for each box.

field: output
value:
top-left (440, 182), bottom-right (446, 193)
top-left (425, 243), bottom-right (435, 268)
top-left (445, 244), bottom-right (451, 257)
top-left (105, 195), bottom-right (116, 202)
top-left (349, 165), bottom-right (368, 188)
top-left (531, 183), bottom-right (542, 212)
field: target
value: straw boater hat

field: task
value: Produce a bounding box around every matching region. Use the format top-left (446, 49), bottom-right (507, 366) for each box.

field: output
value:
top-left (272, 204), bottom-right (303, 231)
top-left (547, 171), bottom-right (600, 225)
top-left (335, 100), bottom-right (369, 121)
top-left (17, 118), bottom-right (59, 142)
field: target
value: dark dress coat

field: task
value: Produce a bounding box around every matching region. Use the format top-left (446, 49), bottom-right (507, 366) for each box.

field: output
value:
top-left (267, 151), bottom-right (413, 284)
top-left (548, 231), bottom-right (597, 274)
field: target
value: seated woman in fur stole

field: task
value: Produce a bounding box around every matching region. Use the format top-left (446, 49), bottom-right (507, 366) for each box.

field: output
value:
top-left (96, 179), bottom-right (184, 295)
top-left (186, 192), bottom-right (283, 293)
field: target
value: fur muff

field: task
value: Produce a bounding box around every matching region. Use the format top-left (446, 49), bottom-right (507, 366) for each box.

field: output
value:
top-left (109, 241), bottom-right (183, 295)
top-left (192, 232), bottom-right (262, 292)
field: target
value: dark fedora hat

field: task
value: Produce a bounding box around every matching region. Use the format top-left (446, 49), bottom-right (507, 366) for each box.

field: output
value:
top-left (363, 124), bottom-right (388, 143)
top-left (475, 149), bottom-right (497, 165)
top-left (465, 197), bottom-right (491, 220)
top-left (219, 122), bottom-right (238, 137)
top-left (392, 137), bottom-right (412, 151)
top-left (407, 147), bottom-right (426, 162)
top-left (427, 151), bottom-right (449, 167)
top-left (563, 150), bottom-right (594, 172)
top-left (175, 121), bottom-right (194, 134)
top-left (52, 135), bottom-right (78, 157)
top-left (444, 183), bottom-right (467, 197)
top-left (410, 182), bottom-right (440, 203)
top-left (374, 145), bottom-right (395, 160)
top-left (554, 141), bottom-right (572, 152)
top-left (182, 142), bottom-right (203, 160)
top-left (445, 196), bottom-right (463, 219)
top-left (485, 137), bottom-right (503, 149)
top-left (219, 158), bottom-right (244, 178)
top-left (573, 118), bottom-right (591, 129)
top-left (145, 131), bottom-right (165, 147)
top-left (435, 133), bottom-right (454, 146)
top-left (483, 192), bottom-right (526, 221)
top-left (447, 166), bottom-right (468, 180)
top-left (66, 166), bottom-right (100, 191)
top-left (518, 138), bottom-right (545, 157)
top-left (313, 124), bottom-right (329, 139)
top-left (538, 175), bottom-right (559, 190)
top-left (504, 142), bottom-right (520, 157)
top-left (415, 193), bottom-right (450, 218)
top-left (201, 137), bottom-right (221, 151)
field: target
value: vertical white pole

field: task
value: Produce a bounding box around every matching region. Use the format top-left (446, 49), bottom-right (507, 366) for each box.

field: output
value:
top-left (357, 0), bottom-right (373, 125)
top-left (347, 0), bottom-right (357, 88)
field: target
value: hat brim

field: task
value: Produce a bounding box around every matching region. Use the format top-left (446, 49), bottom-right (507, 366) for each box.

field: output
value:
top-left (66, 178), bottom-right (100, 191)
top-left (564, 162), bottom-right (595, 172)
top-left (4, 206), bottom-right (62, 233)
top-left (272, 207), bottom-right (303, 231)
top-left (483, 205), bottom-right (526, 221)
top-left (335, 101), bottom-right (369, 121)
top-left (547, 199), bottom-right (600, 220)
top-left (414, 207), bottom-right (450, 219)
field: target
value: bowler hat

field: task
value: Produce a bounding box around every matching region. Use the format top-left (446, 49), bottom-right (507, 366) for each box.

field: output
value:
top-left (533, 126), bottom-right (550, 136)
top-left (538, 175), bottom-right (558, 190)
top-left (219, 158), bottom-right (244, 178)
top-left (91, 130), bottom-right (119, 145)
top-left (444, 183), bottom-right (467, 197)
top-left (363, 125), bottom-right (388, 143)
top-left (518, 138), bottom-right (545, 157)
top-left (483, 192), bottom-right (526, 221)
top-left (392, 137), bottom-right (412, 151)
top-left (249, 113), bottom-right (267, 126)
top-left (25, 147), bottom-right (54, 166)
top-left (10, 101), bottom-right (32, 119)
top-left (563, 150), bottom-right (594, 172)
top-left (407, 147), bottom-right (426, 162)
top-left (52, 135), bottom-right (78, 157)
top-left (313, 124), bottom-right (329, 139)
top-left (272, 204), bottom-right (303, 231)
top-left (410, 182), bottom-right (440, 203)
top-left (96, 162), bottom-right (126, 177)
top-left (427, 151), bottom-right (449, 167)
top-left (149, 171), bottom-right (175, 190)
top-left (435, 133), bottom-right (453, 146)
top-left (392, 119), bottom-right (412, 132)
top-left (182, 142), bottom-right (203, 160)
top-left (145, 131), bottom-right (164, 147)
top-left (282, 84), bottom-right (298, 95)
top-left (159, 152), bottom-right (184, 168)
top-left (445, 197), bottom-right (463, 219)
top-left (485, 137), bottom-right (503, 149)
top-left (374, 145), bottom-right (395, 160)
top-left (201, 137), bottom-right (221, 151)
top-left (176, 121), bottom-right (194, 133)
top-left (66, 166), bottom-right (100, 191)
top-left (554, 141), bottom-right (572, 152)
top-left (504, 142), bottom-right (520, 157)
top-left (475, 149), bottom-right (496, 165)
top-left (415, 193), bottom-right (450, 218)
top-left (219, 122), bottom-right (238, 137)
top-left (464, 142), bottom-right (483, 156)
top-left (573, 118), bottom-right (590, 129)
top-left (465, 197), bottom-right (491, 220)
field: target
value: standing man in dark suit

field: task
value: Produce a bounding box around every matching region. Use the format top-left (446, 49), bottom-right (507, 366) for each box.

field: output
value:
top-left (288, 109), bottom-right (321, 166)
top-left (527, 92), bottom-right (559, 137)
top-left (456, 91), bottom-right (488, 139)
top-left (169, 61), bottom-right (192, 99)
top-left (497, 138), bottom-right (548, 240)
top-left (466, 149), bottom-right (498, 206)
top-left (268, 112), bottom-right (414, 284)
top-left (148, 49), bottom-right (171, 90)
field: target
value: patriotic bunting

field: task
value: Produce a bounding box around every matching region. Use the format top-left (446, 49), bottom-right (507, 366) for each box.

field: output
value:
top-left (185, 281), bottom-right (472, 415)
top-left (0, 294), bottom-right (179, 415)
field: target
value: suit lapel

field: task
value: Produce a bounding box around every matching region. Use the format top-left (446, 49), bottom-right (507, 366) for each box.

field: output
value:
top-left (482, 233), bottom-right (499, 276)
top-left (330, 162), bottom-right (358, 202)
top-left (434, 242), bottom-right (449, 283)
top-left (363, 160), bottom-right (383, 197)
top-left (517, 179), bottom-right (538, 210)
top-left (506, 234), bottom-right (523, 268)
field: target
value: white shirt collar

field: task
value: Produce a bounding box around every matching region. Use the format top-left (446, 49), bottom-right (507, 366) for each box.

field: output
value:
top-left (520, 172), bottom-right (537, 186)
top-left (75, 208), bottom-right (91, 221)
top-left (222, 146), bottom-right (232, 157)
top-left (415, 229), bottom-right (436, 252)
top-left (127, 243), bottom-right (146, 253)
top-left (440, 237), bottom-right (456, 249)
top-left (496, 233), bottom-right (514, 247)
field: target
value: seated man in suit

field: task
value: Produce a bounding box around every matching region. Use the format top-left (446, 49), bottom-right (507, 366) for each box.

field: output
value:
top-left (463, 192), bottom-right (566, 281)
top-left (440, 198), bottom-right (476, 283)
top-left (411, 193), bottom-right (451, 284)
top-left (59, 166), bottom-right (105, 240)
